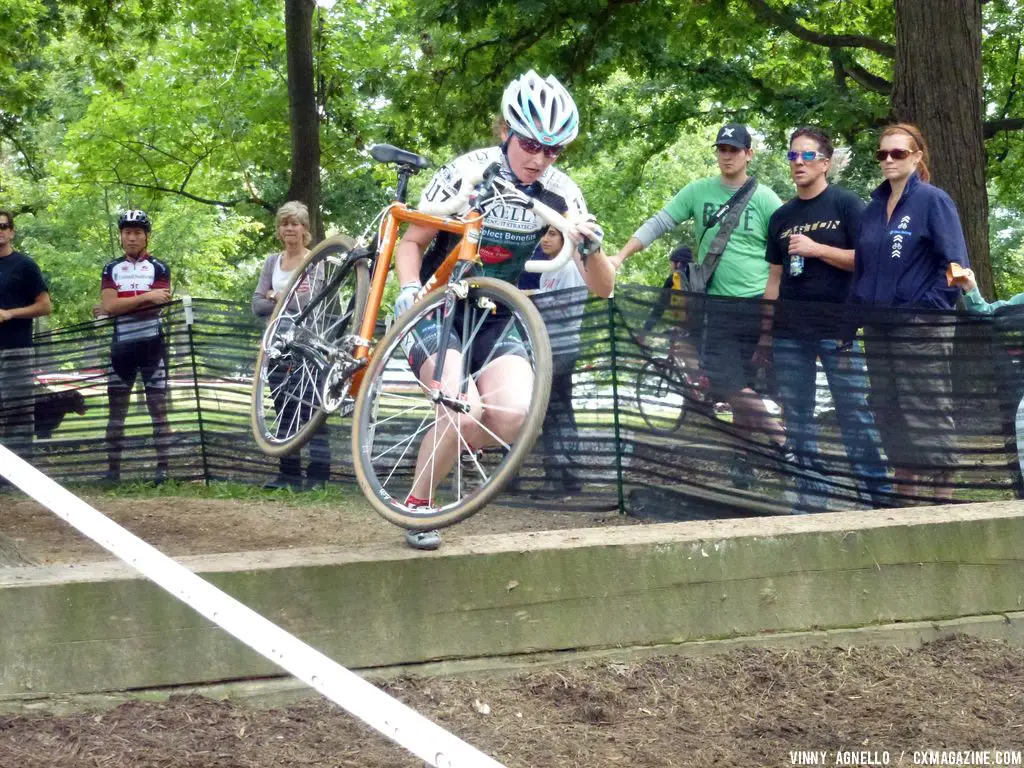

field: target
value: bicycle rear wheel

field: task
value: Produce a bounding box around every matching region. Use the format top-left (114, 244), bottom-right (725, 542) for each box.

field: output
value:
top-left (635, 357), bottom-right (687, 434)
top-left (352, 277), bottom-right (552, 530)
top-left (251, 235), bottom-right (369, 457)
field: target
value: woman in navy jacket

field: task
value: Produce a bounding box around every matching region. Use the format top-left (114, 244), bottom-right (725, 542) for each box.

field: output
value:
top-left (851, 123), bottom-right (969, 503)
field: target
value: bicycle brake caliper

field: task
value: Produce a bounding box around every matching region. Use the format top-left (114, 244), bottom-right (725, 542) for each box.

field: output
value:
top-left (444, 281), bottom-right (469, 317)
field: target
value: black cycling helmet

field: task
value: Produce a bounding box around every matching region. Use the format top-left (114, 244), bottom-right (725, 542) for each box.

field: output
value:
top-left (669, 244), bottom-right (693, 265)
top-left (118, 209), bottom-right (151, 233)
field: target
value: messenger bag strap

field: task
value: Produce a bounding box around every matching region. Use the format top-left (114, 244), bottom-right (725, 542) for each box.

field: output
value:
top-left (695, 176), bottom-right (759, 282)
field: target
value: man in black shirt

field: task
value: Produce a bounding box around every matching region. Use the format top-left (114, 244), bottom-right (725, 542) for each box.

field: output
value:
top-left (758, 128), bottom-right (892, 512)
top-left (0, 210), bottom-right (51, 464)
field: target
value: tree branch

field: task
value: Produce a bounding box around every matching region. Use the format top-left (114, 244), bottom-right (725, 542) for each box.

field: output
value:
top-left (745, 0), bottom-right (895, 58)
top-left (984, 118), bottom-right (1024, 138)
top-left (840, 58), bottom-right (891, 94)
top-left (91, 179), bottom-right (274, 212)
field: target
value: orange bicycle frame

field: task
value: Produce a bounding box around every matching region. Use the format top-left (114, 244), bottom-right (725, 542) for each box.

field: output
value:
top-left (347, 204), bottom-right (485, 394)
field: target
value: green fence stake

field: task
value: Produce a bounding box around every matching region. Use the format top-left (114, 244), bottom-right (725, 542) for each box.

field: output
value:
top-left (607, 297), bottom-right (626, 515)
top-left (183, 297), bottom-right (211, 486)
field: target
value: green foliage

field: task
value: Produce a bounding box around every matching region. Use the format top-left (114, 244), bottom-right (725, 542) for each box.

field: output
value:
top-left (989, 203), bottom-right (1024, 300)
top-left (3, 0), bottom-right (1024, 326)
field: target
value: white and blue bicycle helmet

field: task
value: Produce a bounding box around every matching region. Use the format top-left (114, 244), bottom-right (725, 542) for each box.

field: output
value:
top-left (118, 209), bottom-right (151, 233)
top-left (501, 70), bottom-right (579, 147)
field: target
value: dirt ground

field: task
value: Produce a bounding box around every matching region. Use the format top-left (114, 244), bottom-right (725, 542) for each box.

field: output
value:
top-left (0, 488), bottom-right (634, 565)
top-left (3, 491), bottom-right (1024, 766)
top-left (0, 635), bottom-right (1021, 767)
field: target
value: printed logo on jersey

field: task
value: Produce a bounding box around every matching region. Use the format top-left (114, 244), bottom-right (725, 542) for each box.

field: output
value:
top-left (479, 245), bottom-right (514, 265)
top-left (889, 215), bottom-right (913, 259)
top-left (779, 220), bottom-right (841, 239)
top-left (110, 259), bottom-right (156, 293)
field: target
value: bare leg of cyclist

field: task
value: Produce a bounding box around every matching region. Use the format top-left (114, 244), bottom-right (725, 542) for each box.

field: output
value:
top-left (474, 355), bottom-right (533, 447)
top-left (403, 354), bottom-right (532, 552)
top-left (408, 353), bottom-right (531, 501)
top-left (408, 349), bottom-right (484, 503)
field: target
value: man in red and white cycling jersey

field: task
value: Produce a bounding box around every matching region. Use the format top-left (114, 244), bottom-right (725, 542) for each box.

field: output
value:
top-left (99, 209), bottom-right (172, 485)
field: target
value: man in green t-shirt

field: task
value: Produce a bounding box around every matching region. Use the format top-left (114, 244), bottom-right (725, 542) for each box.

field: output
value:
top-left (612, 124), bottom-right (787, 487)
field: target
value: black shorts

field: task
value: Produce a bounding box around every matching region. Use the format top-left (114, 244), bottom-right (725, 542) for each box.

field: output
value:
top-left (109, 336), bottom-right (167, 392)
top-left (406, 308), bottom-right (527, 378)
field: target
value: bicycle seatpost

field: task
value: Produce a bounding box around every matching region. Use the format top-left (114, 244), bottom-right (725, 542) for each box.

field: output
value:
top-left (395, 165), bottom-right (415, 203)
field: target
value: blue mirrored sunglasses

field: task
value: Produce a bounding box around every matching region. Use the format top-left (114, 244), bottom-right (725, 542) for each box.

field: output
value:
top-left (786, 150), bottom-right (828, 162)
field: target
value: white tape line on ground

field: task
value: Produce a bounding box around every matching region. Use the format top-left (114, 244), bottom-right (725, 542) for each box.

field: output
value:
top-left (0, 445), bottom-right (506, 768)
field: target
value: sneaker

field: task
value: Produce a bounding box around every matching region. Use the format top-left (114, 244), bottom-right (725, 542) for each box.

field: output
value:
top-left (99, 470), bottom-right (120, 487)
top-left (153, 468), bottom-right (169, 486)
top-left (403, 494), bottom-right (441, 551)
top-left (304, 476), bottom-right (328, 491)
top-left (405, 529), bottom-right (441, 551)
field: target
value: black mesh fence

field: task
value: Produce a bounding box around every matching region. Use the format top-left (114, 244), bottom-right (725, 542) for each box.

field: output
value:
top-left (8, 289), bottom-right (1022, 520)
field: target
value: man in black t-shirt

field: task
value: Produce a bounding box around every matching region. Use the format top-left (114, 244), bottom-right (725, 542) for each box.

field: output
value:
top-left (757, 128), bottom-right (892, 512)
top-left (0, 210), bottom-right (51, 464)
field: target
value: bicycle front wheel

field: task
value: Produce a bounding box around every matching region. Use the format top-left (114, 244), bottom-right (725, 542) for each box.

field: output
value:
top-left (635, 357), bottom-right (687, 434)
top-left (352, 277), bottom-right (552, 530)
top-left (251, 235), bottom-right (370, 457)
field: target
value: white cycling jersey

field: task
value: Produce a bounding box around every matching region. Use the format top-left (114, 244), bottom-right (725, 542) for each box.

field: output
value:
top-left (418, 146), bottom-right (588, 284)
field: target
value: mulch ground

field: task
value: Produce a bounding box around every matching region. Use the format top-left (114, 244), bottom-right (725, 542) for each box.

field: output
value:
top-left (1, 635), bottom-right (1022, 767)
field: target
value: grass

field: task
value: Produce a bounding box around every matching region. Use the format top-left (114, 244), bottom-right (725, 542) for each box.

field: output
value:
top-left (72, 478), bottom-right (364, 506)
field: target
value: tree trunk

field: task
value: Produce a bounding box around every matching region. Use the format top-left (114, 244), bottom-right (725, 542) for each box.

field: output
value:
top-left (891, 0), bottom-right (992, 298)
top-left (284, 0), bottom-right (323, 241)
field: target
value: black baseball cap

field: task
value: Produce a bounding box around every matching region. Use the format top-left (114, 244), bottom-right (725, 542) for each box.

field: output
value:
top-left (714, 123), bottom-right (752, 149)
top-left (669, 244), bottom-right (693, 264)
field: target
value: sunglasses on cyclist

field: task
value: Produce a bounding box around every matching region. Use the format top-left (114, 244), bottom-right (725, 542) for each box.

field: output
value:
top-left (786, 150), bottom-right (828, 162)
top-left (514, 133), bottom-right (564, 158)
top-left (0, 223), bottom-right (11, 231)
top-left (875, 148), bottom-right (915, 162)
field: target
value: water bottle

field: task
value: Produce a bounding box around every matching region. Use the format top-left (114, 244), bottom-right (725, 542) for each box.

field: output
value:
top-left (790, 253), bottom-right (804, 277)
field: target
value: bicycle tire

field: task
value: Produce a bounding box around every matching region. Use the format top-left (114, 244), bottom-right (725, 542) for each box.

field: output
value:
top-left (251, 235), bottom-right (369, 457)
top-left (635, 357), bottom-right (687, 434)
top-left (352, 276), bottom-right (552, 530)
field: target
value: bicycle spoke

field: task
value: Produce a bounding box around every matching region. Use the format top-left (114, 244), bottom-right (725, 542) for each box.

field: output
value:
top-left (353, 276), bottom-right (550, 528)
top-left (379, 411), bottom-right (436, 490)
top-left (252, 244), bottom-right (368, 453)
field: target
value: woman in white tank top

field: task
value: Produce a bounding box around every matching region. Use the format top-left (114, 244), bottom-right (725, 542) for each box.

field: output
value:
top-left (251, 201), bottom-right (329, 490)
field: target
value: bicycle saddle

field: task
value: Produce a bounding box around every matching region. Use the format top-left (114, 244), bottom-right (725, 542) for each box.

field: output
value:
top-left (369, 144), bottom-right (430, 169)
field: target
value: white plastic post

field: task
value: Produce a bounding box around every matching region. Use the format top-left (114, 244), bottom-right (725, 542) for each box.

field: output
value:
top-left (0, 445), bottom-right (506, 768)
top-left (181, 294), bottom-right (195, 327)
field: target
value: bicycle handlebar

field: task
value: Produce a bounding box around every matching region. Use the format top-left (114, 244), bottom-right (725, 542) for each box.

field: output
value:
top-left (416, 164), bottom-right (581, 274)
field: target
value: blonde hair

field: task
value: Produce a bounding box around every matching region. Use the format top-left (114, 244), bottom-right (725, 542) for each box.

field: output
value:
top-left (275, 200), bottom-right (312, 245)
top-left (880, 123), bottom-right (931, 183)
